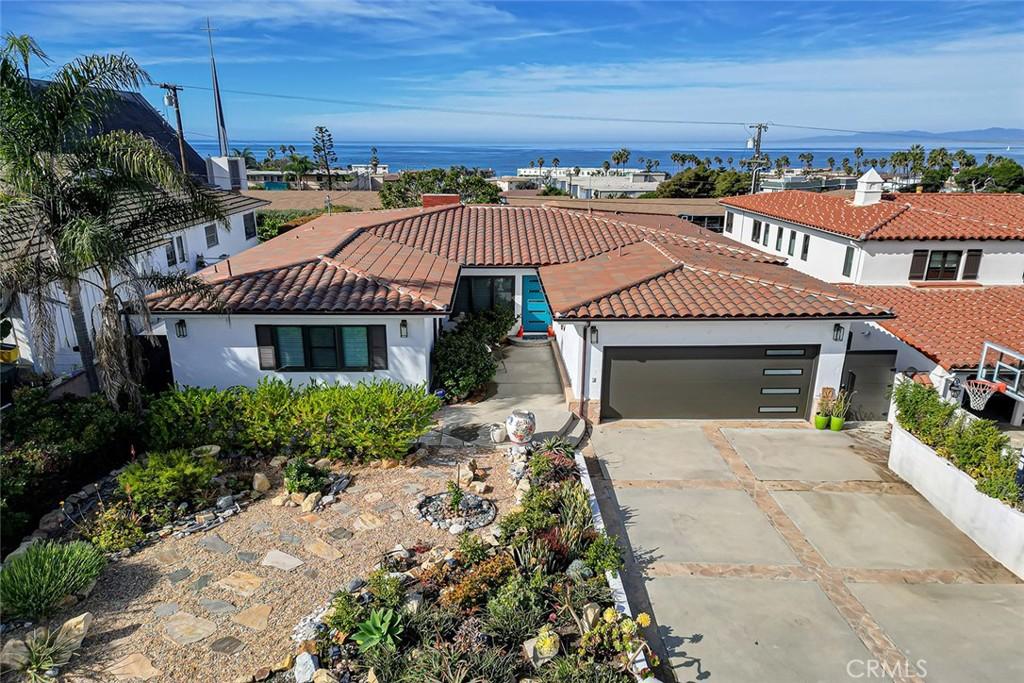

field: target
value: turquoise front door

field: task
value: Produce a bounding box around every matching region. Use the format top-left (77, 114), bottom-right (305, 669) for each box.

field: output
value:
top-left (521, 275), bottom-right (552, 333)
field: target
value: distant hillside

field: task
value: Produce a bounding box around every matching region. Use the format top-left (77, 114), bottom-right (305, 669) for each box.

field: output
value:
top-left (787, 127), bottom-right (1024, 145)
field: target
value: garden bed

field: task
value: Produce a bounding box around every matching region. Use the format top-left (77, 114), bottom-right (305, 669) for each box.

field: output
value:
top-left (890, 424), bottom-right (1024, 580)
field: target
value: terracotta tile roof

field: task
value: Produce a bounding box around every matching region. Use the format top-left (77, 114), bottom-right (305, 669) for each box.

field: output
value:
top-left (840, 285), bottom-right (1024, 370)
top-left (542, 239), bottom-right (889, 320)
top-left (149, 202), bottom-right (888, 321)
top-left (720, 191), bottom-right (1024, 241)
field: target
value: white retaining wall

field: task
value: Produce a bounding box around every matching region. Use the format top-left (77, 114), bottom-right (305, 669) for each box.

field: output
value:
top-left (889, 424), bottom-right (1024, 579)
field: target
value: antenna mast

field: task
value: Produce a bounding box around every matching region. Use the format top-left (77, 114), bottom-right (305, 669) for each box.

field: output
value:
top-left (204, 17), bottom-right (229, 156)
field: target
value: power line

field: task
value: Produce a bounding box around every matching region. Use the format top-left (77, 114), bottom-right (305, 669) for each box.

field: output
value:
top-left (158, 84), bottom-right (1024, 145)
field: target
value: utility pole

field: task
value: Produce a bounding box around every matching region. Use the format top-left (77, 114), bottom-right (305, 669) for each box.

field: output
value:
top-left (158, 83), bottom-right (188, 173)
top-left (748, 123), bottom-right (769, 194)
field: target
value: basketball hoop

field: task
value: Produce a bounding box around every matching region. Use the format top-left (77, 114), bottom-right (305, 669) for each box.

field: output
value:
top-left (964, 379), bottom-right (1006, 410)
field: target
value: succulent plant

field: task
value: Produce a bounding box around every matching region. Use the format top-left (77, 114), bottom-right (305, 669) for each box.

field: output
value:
top-left (352, 608), bottom-right (403, 652)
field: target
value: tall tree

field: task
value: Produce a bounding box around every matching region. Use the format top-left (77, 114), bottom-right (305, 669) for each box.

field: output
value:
top-left (601, 160), bottom-right (610, 174)
top-left (311, 125), bottom-right (337, 190)
top-left (908, 144), bottom-right (926, 174)
top-left (379, 166), bottom-right (501, 208)
top-left (369, 146), bottom-right (379, 173)
top-left (551, 157), bottom-right (560, 169)
top-left (952, 149), bottom-right (976, 169)
top-left (264, 147), bottom-right (276, 165)
top-left (0, 35), bottom-right (223, 403)
top-left (852, 147), bottom-right (864, 171)
top-left (798, 152), bottom-right (814, 170)
top-left (231, 146), bottom-right (257, 169)
top-left (927, 147), bottom-right (951, 170)
top-left (826, 156), bottom-right (836, 171)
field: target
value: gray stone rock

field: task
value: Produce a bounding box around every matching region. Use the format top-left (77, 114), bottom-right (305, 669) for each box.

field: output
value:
top-left (279, 532), bottom-right (302, 545)
top-left (236, 551), bottom-right (258, 564)
top-left (292, 652), bottom-right (319, 683)
top-left (199, 598), bottom-right (238, 615)
top-left (167, 567), bottom-right (193, 584)
top-left (328, 527), bottom-right (353, 542)
top-left (153, 602), bottom-right (179, 617)
top-left (216, 495), bottom-right (235, 511)
top-left (209, 635), bottom-right (246, 655)
top-left (347, 578), bottom-right (365, 593)
top-left (252, 472), bottom-right (271, 492)
top-left (199, 534), bottom-right (233, 554)
top-left (191, 574), bottom-right (213, 592)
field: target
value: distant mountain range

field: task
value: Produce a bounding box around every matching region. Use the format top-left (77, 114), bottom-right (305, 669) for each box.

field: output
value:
top-left (787, 127), bottom-right (1024, 145)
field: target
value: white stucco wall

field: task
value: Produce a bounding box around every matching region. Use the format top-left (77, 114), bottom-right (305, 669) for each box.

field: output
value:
top-left (860, 239), bottom-right (1024, 285)
top-left (158, 313), bottom-right (440, 389)
top-left (723, 209), bottom-right (860, 283)
top-left (553, 322), bottom-right (585, 399)
top-left (723, 208), bottom-right (1024, 285)
top-left (558, 318), bottom-right (850, 414)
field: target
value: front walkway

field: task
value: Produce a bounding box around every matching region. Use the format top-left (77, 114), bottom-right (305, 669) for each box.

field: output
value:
top-left (434, 342), bottom-right (571, 446)
top-left (586, 421), bottom-right (1023, 683)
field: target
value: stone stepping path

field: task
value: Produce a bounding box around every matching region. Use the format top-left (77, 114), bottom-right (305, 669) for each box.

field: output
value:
top-left (191, 573), bottom-right (212, 592)
top-left (107, 653), bottom-right (162, 680)
top-left (167, 567), bottom-right (192, 584)
top-left (216, 571), bottom-right (264, 598)
top-left (232, 604), bottom-right (272, 631)
top-left (164, 612), bottom-right (217, 645)
top-left (261, 550), bottom-right (304, 571)
top-left (153, 602), bottom-right (178, 617)
top-left (199, 533), bottom-right (234, 554)
top-left (199, 597), bottom-right (238, 615)
top-left (210, 635), bottom-right (245, 655)
top-left (304, 539), bottom-right (342, 561)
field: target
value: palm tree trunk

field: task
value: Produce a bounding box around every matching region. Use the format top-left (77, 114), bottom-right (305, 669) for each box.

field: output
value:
top-left (63, 277), bottom-right (100, 393)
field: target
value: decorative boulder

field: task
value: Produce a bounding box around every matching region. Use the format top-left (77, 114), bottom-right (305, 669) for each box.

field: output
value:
top-left (252, 473), bottom-right (271, 493)
top-left (292, 652), bottom-right (318, 683)
top-left (301, 492), bottom-right (322, 513)
top-left (56, 612), bottom-right (93, 650)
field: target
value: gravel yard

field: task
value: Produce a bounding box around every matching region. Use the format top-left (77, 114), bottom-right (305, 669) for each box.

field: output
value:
top-left (25, 446), bottom-right (514, 683)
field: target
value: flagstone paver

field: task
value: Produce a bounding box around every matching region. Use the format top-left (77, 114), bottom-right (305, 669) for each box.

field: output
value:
top-left (352, 512), bottom-right (384, 531)
top-left (166, 567), bottom-right (192, 584)
top-left (209, 636), bottom-right (246, 655)
top-left (304, 539), bottom-right (343, 561)
top-left (236, 551), bottom-right (258, 564)
top-left (328, 527), bottom-right (353, 542)
top-left (199, 597), bottom-right (238, 615)
top-left (279, 531), bottom-right (302, 545)
top-left (106, 653), bottom-right (162, 681)
top-left (190, 573), bottom-right (212, 592)
top-left (152, 602), bottom-right (178, 617)
top-left (261, 549), bottom-right (304, 571)
top-left (232, 604), bottom-right (272, 631)
top-left (163, 612), bottom-right (217, 646)
top-left (199, 533), bottom-right (234, 554)
top-left (215, 571), bottom-right (264, 598)
top-left (153, 548), bottom-right (183, 565)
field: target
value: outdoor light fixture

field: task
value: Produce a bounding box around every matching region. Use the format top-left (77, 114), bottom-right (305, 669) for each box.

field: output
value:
top-left (590, 326), bottom-right (599, 344)
top-left (400, 319), bottom-right (408, 338)
top-left (833, 323), bottom-right (844, 342)
top-left (174, 319), bottom-right (187, 338)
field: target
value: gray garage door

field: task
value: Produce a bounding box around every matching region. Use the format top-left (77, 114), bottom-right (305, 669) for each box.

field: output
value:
top-left (601, 345), bottom-right (819, 420)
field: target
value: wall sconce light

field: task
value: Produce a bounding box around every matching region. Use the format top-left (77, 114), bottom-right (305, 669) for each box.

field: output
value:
top-left (590, 326), bottom-right (599, 344)
top-left (400, 319), bottom-right (408, 338)
top-left (175, 319), bottom-right (188, 338)
top-left (833, 323), bottom-right (844, 342)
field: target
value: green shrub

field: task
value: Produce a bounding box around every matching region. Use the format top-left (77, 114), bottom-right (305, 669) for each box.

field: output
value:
top-left (325, 591), bottom-right (366, 635)
top-left (439, 554), bottom-right (515, 609)
top-left (460, 305), bottom-right (518, 346)
top-left (145, 385), bottom-right (243, 452)
top-left (401, 643), bottom-right (521, 683)
top-left (446, 480), bottom-right (464, 513)
top-left (82, 502), bottom-right (146, 552)
top-left (432, 326), bottom-right (497, 401)
top-left (540, 656), bottom-right (634, 683)
top-left (0, 541), bottom-right (106, 620)
top-left (894, 380), bottom-right (1021, 506)
top-left (353, 608), bottom-right (404, 652)
top-left (237, 377), bottom-right (302, 455)
top-left (283, 458), bottom-right (327, 494)
top-left (117, 449), bottom-right (220, 509)
top-left (584, 533), bottom-right (624, 575)
top-left (367, 569), bottom-right (406, 611)
top-left (457, 531), bottom-right (490, 565)
top-left (484, 574), bottom-right (547, 647)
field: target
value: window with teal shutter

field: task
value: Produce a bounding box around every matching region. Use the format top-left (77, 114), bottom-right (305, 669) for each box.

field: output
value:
top-left (275, 327), bottom-right (305, 368)
top-left (341, 326), bottom-right (369, 369)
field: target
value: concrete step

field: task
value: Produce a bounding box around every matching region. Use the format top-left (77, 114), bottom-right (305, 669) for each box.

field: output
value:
top-left (559, 413), bottom-right (587, 449)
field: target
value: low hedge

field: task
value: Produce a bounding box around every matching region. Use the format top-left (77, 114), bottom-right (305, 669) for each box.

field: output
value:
top-left (145, 378), bottom-right (441, 461)
top-left (893, 380), bottom-right (1022, 506)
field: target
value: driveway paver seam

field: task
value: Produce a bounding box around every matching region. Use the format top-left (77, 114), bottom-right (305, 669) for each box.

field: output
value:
top-left (647, 561), bottom-right (817, 581)
top-left (701, 423), bottom-right (927, 683)
top-left (762, 480), bottom-right (916, 494)
top-left (612, 479), bottom-right (743, 491)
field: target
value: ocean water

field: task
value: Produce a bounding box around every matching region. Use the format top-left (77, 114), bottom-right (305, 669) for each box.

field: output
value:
top-left (190, 140), bottom-right (1023, 177)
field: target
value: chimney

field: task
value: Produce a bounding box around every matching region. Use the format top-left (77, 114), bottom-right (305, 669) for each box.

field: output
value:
top-left (853, 168), bottom-right (883, 206)
top-left (421, 193), bottom-right (461, 208)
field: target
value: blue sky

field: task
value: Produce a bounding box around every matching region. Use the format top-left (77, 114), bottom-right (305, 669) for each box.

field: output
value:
top-left (4, 0), bottom-right (1023, 143)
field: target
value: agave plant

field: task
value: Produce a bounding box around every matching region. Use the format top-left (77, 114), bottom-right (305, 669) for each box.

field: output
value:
top-left (352, 608), bottom-right (404, 652)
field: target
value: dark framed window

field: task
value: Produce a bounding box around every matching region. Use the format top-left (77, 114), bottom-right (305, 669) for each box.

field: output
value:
top-left (788, 230), bottom-right (796, 256)
top-left (164, 241), bottom-right (177, 267)
top-left (842, 246), bottom-right (855, 277)
top-left (243, 212), bottom-right (257, 240)
top-left (925, 250), bottom-right (961, 280)
top-left (725, 212), bottom-right (734, 233)
top-left (452, 276), bottom-right (514, 315)
top-left (751, 220), bottom-right (762, 243)
top-left (204, 224), bottom-right (219, 248)
top-left (175, 235), bottom-right (185, 262)
top-left (255, 324), bottom-right (387, 372)
top-left (962, 249), bottom-right (982, 280)
top-left (800, 234), bottom-right (810, 261)
top-left (762, 223), bottom-right (770, 246)
top-left (775, 226), bottom-right (783, 251)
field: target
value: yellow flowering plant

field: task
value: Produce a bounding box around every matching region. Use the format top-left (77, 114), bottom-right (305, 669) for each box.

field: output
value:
top-left (578, 608), bottom-right (660, 673)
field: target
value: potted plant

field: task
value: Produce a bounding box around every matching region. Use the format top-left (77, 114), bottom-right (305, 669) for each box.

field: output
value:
top-left (829, 390), bottom-right (851, 431)
top-left (814, 392), bottom-right (833, 429)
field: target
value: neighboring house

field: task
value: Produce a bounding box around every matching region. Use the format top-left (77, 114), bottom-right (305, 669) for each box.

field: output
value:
top-left (718, 171), bottom-right (1024, 424)
top-left (758, 172), bottom-right (858, 193)
top-left (1, 86), bottom-right (267, 379)
top-left (505, 196), bottom-right (726, 231)
top-left (549, 172), bottom-right (669, 199)
top-left (148, 195), bottom-right (891, 424)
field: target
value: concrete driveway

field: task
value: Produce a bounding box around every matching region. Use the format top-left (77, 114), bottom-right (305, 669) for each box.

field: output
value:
top-left (587, 421), bottom-right (1023, 683)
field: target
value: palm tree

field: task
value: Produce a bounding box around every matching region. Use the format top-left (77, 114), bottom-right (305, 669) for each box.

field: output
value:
top-left (908, 144), bottom-right (926, 175)
top-left (601, 160), bottom-right (611, 174)
top-left (670, 152), bottom-right (685, 170)
top-left (775, 155), bottom-right (791, 173)
top-left (927, 147), bottom-right (951, 170)
top-left (713, 156), bottom-right (723, 168)
top-left (798, 152), bottom-right (814, 170)
top-left (264, 148), bottom-right (276, 165)
top-left (284, 153), bottom-right (314, 186)
top-left (841, 158), bottom-right (853, 175)
top-left (852, 147), bottom-right (864, 171)
top-left (878, 157), bottom-right (889, 171)
top-left (551, 157), bottom-right (560, 170)
top-left (952, 149), bottom-right (976, 169)
top-left (826, 156), bottom-right (836, 171)
top-left (231, 146), bottom-right (258, 169)
top-left (1, 36), bottom-right (223, 403)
